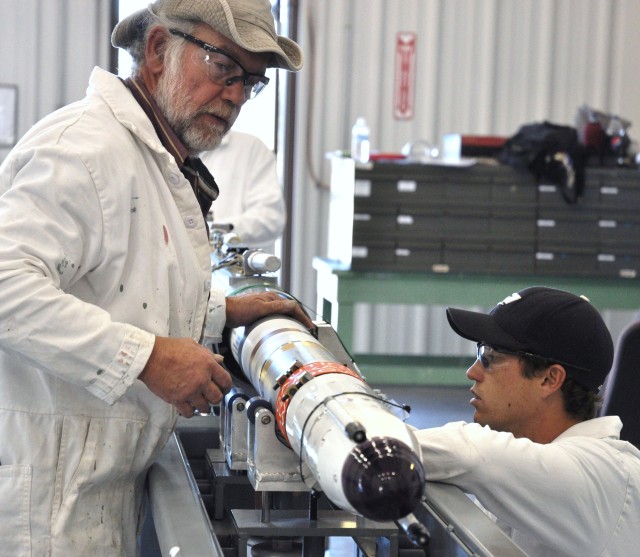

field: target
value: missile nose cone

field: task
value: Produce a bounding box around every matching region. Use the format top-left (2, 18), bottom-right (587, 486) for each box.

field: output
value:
top-left (341, 437), bottom-right (425, 521)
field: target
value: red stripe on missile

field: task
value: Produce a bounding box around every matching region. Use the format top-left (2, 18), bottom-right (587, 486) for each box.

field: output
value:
top-left (274, 362), bottom-right (363, 445)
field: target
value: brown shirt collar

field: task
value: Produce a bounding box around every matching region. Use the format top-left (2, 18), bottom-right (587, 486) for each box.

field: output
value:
top-left (123, 76), bottom-right (219, 217)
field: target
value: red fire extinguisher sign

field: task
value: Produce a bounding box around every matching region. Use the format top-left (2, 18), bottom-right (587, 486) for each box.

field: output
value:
top-left (394, 32), bottom-right (417, 120)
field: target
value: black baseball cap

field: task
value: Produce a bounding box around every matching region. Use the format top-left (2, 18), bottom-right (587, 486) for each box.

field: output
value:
top-left (446, 286), bottom-right (614, 392)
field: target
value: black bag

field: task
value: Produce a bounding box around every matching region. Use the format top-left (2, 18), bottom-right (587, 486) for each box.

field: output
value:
top-left (498, 121), bottom-right (585, 203)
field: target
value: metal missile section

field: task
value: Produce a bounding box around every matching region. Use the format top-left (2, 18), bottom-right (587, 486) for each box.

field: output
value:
top-left (142, 235), bottom-right (529, 557)
top-left (207, 231), bottom-right (429, 546)
top-left (229, 314), bottom-right (426, 524)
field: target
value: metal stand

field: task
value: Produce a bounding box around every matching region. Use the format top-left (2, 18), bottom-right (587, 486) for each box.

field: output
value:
top-left (231, 508), bottom-right (399, 557)
top-left (207, 448), bottom-right (252, 520)
top-left (207, 447), bottom-right (399, 557)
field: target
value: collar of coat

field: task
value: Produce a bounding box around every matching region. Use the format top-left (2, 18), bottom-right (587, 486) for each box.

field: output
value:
top-left (123, 76), bottom-right (219, 218)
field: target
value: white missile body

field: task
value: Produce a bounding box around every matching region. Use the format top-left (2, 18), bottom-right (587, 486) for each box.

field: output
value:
top-left (230, 313), bottom-right (425, 521)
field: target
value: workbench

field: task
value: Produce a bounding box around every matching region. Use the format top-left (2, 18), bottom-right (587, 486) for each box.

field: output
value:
top-left (313, 257), bottom-right (640, 386)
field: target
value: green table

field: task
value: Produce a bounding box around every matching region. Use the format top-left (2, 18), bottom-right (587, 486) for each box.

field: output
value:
top-left (313, 257), bottom-right (640, 385)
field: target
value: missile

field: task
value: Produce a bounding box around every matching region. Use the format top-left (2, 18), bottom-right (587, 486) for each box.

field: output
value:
top-left (226, 284), bottom-right (426, 524)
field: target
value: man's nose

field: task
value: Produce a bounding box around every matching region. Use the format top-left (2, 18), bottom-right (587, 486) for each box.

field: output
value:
top-left (466, 359), bottom-right (483, 382)
top-left (221, 80), bottom-right (248, 105)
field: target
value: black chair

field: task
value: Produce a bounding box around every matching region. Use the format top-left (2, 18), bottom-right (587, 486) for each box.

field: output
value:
top-left (599, 321), bottom-right (640, 450)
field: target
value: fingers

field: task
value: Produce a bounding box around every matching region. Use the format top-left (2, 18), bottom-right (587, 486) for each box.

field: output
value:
top-left (176, 401), bottom-right (198, 418)
top-left (177, 385), bottom-right (225, 418)
top-left (179, 362), bottom-right (232, 417)
top-left (141, 336), bottom-right (234, 418)
top-left (225, 292), bottom-right (315, 330)
top-left (279, 299), bottom-right (315, 330)
top-left (201, 374), bottom-right (229, 405)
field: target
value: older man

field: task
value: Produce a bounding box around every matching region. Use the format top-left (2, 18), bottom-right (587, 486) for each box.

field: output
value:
top-left (0, 1), bottom-right (306, 555)
top-left (416, 286), bottom-right (640, 556)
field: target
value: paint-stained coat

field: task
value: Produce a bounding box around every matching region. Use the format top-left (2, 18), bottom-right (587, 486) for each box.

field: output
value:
top-left (0, 67), bottom-right (224, 556)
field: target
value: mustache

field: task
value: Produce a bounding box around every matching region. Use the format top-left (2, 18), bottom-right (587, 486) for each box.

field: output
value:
top-left (196, 102), bottom-right (238, 123)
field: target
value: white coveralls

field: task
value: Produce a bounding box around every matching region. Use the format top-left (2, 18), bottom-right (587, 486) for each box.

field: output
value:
top-left (200, 130), bottom-right (285, 254)
top-left (415, 416), bottom-right (640, 556)
top-left (0, 67), bottom-right (226, 556)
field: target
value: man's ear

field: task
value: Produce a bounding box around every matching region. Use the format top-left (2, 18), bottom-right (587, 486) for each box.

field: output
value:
top-left (145, 27), bottom-right (169, 77)
top-left (540, 363), bottom-right (567, 397)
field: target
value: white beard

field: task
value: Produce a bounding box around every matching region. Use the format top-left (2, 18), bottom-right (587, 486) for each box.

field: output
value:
top-left (154, 64), bottom-right (239, 155)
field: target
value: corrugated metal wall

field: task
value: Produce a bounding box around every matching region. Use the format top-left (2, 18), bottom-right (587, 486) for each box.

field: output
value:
top-left (287, 0), bottom-right (640, 354)
top-left (0, 0), bottom-right (638, 355)
top-left (0, 0), bottom-right (113, 161)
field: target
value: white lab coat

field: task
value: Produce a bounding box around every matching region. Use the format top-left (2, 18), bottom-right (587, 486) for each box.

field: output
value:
top-left (415, 416), bottom-right (640, 556)
top-left (0, 67), bottom-right (225, 557)
top-left (200, 131), bottom-right (285, 254)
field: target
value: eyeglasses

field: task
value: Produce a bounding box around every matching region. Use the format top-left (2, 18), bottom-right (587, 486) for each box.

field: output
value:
top-left (476, 342), bottom-right (549, 370)
top-left (475, 342), bottom-right (592, 375)
top-left (169, 29), bottom-right (270, 100)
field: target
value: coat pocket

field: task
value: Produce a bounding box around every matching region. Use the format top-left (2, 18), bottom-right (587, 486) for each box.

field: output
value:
top-left (0, 464), bottom-right (32, 557)
top-left (50, 416), bottom-right (152, 555)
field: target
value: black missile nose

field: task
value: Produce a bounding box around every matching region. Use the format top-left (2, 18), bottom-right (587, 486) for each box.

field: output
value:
top-left (341, 437), bottom-right (425, 521)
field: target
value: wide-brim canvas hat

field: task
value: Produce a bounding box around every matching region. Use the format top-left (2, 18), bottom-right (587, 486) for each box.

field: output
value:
top-left (112, 0), bottom-right (303, 71)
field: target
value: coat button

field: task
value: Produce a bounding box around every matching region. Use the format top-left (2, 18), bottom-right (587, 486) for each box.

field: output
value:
top-left (168, 173), bottom-right (180, 185)
top-left (184, 217), bottom-right (197, 228)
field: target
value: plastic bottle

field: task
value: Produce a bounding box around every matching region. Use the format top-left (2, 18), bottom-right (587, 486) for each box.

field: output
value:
top-left (606, 115), bottom-right (630, 166)
top-left (351, 117), bottom-right (370, 163)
